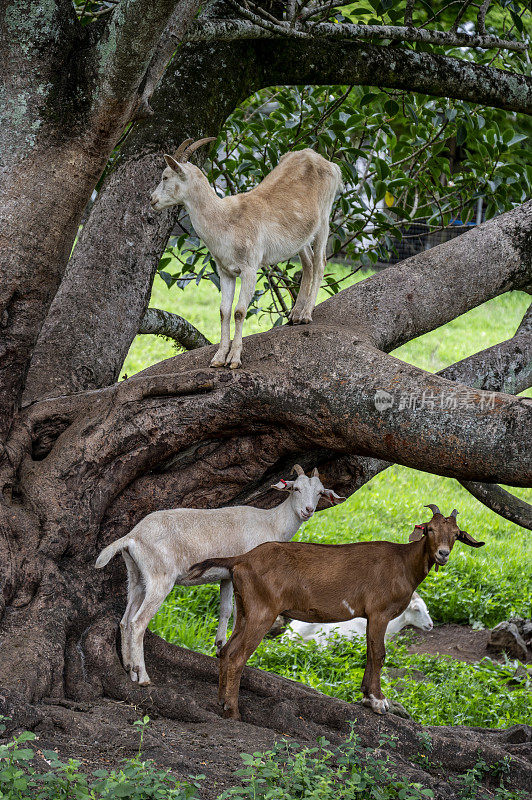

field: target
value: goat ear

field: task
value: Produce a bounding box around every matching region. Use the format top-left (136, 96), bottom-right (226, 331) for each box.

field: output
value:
top-left (457, 530), bottom-right (485, 548)
top-left (320, 489), bottom-right (346, 505)
top-left (409, 524), bottom-right (427, 542)
top-left (164, 154), bottom-right (186, 176)
top-left (271, 479), bottom-right (294, 492)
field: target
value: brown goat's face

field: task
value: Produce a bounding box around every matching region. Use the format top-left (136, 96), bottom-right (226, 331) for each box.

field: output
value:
top-left (425, 515), bottom-right (461, 566)
top-left (409, 508), bottom-right (484, 568)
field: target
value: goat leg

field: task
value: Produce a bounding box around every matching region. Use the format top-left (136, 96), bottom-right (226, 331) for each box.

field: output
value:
top-left (361, 615), bottom-right (390, 715)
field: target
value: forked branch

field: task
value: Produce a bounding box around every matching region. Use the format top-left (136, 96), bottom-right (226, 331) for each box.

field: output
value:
top-left (222, 1), bottom-right (528, 51)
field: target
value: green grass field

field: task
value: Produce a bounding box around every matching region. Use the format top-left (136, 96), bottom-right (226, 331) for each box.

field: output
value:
top-left (123, 266), bottom-right (531, 728)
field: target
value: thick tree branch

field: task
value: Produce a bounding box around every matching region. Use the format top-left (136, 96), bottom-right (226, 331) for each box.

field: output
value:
top-left (214, 9), bottom-right (528, 52)
top-left (23, 335), bottom-right (531, 551)
top-left (458, 482), bottom-right (532, 530)
top-left (441, 302), bottom-right (532, 396)
top-left (139, 308), bottom-right (211, 349)
top-left (314, 201), bottom-right (532, 353)
top-left (94, 0), bottom-right (200, 112)
top-left (315, 313), bottom-right (532, 528)
top-left (252, 38), bottom-right (532, 117)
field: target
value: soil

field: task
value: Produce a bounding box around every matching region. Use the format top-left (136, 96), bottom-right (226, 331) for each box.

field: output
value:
top-left (2, 626), bottom-right (531, 800)
top-left (405, 622), bottom-right (495, 663)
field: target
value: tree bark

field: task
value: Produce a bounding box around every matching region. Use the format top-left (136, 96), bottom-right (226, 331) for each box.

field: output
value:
top-left (187, 28), bottom-right (532, 113)
top-left (0, 0), bottom-right (200, 438)
top-left (139, 308), bottom-right (211, 350)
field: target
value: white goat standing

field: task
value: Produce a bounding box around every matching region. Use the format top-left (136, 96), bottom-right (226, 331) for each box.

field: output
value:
top-left (95, 465), bottom-right (345, 685)
top-left (284, 592), bottom-right (433, 644)
top-left (150, 138), bottom-right (343, 368)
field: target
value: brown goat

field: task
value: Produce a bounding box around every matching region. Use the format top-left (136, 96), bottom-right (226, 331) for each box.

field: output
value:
top-left (188, 505), bottom-right (484, 720)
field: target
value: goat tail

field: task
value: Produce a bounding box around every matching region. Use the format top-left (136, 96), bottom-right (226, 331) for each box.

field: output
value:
top-left (188, 556), bottom-right (237, 582)
top-left (95, 536), bottom-right (130, 569)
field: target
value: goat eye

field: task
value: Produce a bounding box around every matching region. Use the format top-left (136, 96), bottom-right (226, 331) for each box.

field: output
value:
top-left (163, 177), bottom-right (168, 181)
top-left (293, 487), bottom-right (300, 492)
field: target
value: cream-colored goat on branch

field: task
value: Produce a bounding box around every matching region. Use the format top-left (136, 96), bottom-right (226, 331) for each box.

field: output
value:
top-left (150, 138), bottom-right (343, 368)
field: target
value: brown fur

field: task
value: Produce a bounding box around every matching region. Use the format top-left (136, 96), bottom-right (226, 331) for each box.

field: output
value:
top-left (189, 510), bottom-right (484, 720)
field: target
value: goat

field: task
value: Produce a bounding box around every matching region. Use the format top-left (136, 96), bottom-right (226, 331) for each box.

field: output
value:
top-left (150, 139), bottom-right (343, 368)
top-left (285, 591), bottom-right (433, 644)
top-left (188, 504), bottom-right (484, 719)
top-left (95, 465), bottom-right (345, 685)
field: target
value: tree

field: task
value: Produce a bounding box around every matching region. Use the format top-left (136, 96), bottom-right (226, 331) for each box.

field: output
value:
top-left (0, 1), bottom-right (531, 792)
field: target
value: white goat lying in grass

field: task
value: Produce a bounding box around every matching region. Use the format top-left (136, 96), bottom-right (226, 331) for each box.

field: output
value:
top-left (95, 465), bottom-right (345, 685)
top-left (150, 138), bottom-right (343, 368)
top-left (284, 591), bottom-right (433, 644)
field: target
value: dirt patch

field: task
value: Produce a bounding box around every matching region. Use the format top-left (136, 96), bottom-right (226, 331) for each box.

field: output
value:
top-left (404, 623), bottom-right (495, 663)
top-left (28, 699), bottom-right (282, 800)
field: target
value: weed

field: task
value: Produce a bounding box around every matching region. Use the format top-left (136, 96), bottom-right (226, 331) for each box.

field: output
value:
top-left (0, 715), bottom-right (203, 800)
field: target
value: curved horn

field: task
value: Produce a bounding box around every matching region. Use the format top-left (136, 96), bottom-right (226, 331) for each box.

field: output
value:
top-left (172, 138), bottom-right (194, 161)
top-left (450, 509), bottom-right (459, 518)
top-left (292, 464), bottom-right (305, 477)
top-left (181, 136), bottom-right (216, 163)
top-left (424, 504), bottom-right (442, 516)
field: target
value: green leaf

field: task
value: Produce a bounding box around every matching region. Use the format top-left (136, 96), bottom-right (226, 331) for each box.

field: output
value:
top-left (158, 271), bottom-right (174, 289)
top-left (456, 123), bottom-right (467, 146)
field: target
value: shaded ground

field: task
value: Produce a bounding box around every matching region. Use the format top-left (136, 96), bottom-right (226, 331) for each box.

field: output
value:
top-left (27, 699), bottom-right (282, 800)
top-left (2, 628), bottom-right (531, 800)
top-left (406, 622), bottom-right (495, 663)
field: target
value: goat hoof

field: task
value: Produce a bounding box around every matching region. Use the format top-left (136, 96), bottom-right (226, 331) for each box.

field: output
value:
top-left (290, 313), bottom-right (312, 325)
top-left (210, 359), bottom-right (226, 368)
top-left (222, 705), bottom-right (241, 721)
top-left (139, 678), bottom-right (152, 687)
top-left (364, 694), bottom-right (389, 715)
top-left (229, 362), bottom-right (241, 370)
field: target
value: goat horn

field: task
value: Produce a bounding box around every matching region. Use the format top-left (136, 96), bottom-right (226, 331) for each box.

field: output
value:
top-left (424, 504), bottom-right (442, 516)
top-left (292, 464), bottom-right (305, 476)
top-left (172, 138), bottom-right (194, 162)
top-left (450, 509), bottom-right (459, 518)
top-left (311, 467), bottom-right (320, 478)
top-left (181, 136), bottom-right (216, 163)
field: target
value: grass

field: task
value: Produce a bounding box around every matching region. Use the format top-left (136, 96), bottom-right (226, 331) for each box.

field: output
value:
top-left (122, 264), bottom-right (531, 729)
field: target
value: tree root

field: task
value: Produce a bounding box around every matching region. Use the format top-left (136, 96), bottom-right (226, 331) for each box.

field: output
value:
top-left (88, 631), bottom-right (532, 795)
top-left (0, 622), bottom-right (530, 798)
